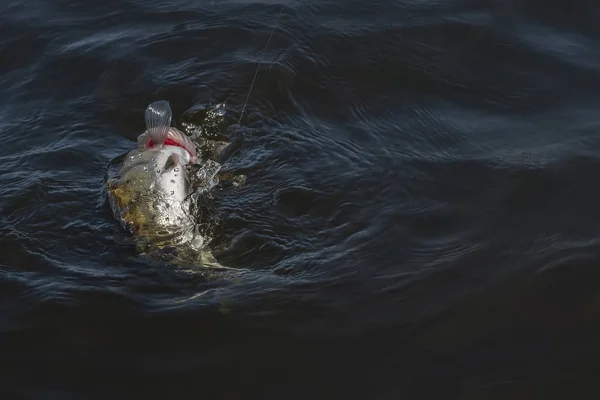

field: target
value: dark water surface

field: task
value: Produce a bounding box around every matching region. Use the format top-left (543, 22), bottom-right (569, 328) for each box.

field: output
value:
top-left (3, 0), bottom-right (600, 398)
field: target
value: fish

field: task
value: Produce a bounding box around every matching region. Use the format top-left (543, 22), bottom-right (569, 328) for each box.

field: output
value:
top-left (106, 100), bottom-right (222, 267)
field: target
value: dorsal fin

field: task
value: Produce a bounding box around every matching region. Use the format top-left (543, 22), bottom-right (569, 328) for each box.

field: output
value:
top-left (145, 100), bottom-right (172, 146)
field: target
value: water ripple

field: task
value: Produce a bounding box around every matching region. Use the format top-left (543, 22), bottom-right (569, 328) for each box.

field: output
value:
top-left (3, 0), bottom-right (600, 395)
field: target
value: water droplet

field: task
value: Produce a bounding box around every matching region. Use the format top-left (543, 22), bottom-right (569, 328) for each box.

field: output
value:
top-left (174, 168), bottom-right (179, 172)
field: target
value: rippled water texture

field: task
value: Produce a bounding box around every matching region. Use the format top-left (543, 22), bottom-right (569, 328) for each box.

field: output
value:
top-left (4, 0), bottom-right (600, 398)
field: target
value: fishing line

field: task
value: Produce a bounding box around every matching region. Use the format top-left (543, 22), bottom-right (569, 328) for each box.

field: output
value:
top-left (236, 6), bottom-right (285, 127)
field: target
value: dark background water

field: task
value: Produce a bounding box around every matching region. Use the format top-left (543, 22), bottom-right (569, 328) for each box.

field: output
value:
top-left (3, 0), bottom-right (600, 398)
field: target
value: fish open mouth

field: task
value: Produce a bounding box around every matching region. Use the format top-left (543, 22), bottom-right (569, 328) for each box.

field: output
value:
top-left (147, 137), bottom-right (186, 150)
top-left (144, 127), bottom-right (198, 162)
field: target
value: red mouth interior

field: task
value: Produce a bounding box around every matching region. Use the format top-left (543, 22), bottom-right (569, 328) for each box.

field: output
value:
top-left (146, 138), bottom-right (186, 150)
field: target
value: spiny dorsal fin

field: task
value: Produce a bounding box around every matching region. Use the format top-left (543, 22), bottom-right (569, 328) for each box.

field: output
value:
top-left (145, 100), bottom-right (172, 146)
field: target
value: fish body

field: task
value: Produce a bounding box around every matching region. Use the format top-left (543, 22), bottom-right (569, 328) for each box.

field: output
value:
top-left (107, 101), bottom-right (215, 264)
